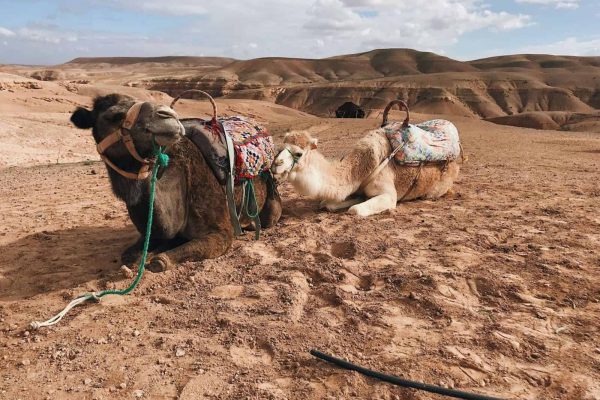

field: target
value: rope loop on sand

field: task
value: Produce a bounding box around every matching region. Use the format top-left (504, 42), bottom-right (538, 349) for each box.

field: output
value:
top-left (30, 143), bottom-right (168, 330)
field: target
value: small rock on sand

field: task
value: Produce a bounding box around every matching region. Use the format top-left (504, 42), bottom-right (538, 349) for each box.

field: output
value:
top-left (120, 265), bottom-right (134, 279)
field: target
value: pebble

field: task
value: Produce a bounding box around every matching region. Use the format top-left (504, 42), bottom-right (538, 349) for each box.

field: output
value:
top-left (132, 330), bottom-right (140, 337)
top-left (121, 265), bottom-right (134, 279)
top-left (134, 389), bottom-right (144, 398)
top-left (20, 359), bottom-right (30, 366)
top-left (119, 382), bottom-right (127, 389)
top-left (175, 348), bottom-right (186, 357)
top-left (84, 378), bottom-right (92, 385)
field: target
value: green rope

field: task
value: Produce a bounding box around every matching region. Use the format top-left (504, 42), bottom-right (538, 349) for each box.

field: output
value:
top-left (97, 147), bottom-right (169, 296)
top-left (30, 144), bottom-right (169, 329)
top-left (243, 179), bottom-right (261, 240)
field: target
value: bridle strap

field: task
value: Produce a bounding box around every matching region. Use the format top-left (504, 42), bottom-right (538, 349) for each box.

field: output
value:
top-left (286, 147), bottom-right (300, 170)
top-left (100, 154), bottom-right (152, 180)
top-left (121, 132), bottom-right (149, 164)
top-left (96, 102), bottom-right (154, 180)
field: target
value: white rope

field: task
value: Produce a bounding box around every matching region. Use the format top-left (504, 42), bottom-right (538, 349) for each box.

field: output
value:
top-left (30, 294), bottom-right (99, 330)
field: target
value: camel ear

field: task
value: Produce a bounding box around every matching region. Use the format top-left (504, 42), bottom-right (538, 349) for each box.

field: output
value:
top-left (309, 137), bottom-right (318, 150)
top-left (70, 107), bottom-right (94, 129)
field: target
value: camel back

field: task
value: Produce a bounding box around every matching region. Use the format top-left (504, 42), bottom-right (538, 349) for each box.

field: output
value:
top-left (382, 100), bottom-right (461, 164)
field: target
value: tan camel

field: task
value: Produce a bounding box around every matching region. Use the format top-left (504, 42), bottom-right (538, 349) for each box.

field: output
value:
top-left (71, 94), bottom-right (282, 272)
top-left (271, 104), bottom-right (460, 217)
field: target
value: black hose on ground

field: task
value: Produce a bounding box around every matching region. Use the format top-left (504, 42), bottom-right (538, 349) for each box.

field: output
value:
top-left (310, 350), bottom-right (507, 400)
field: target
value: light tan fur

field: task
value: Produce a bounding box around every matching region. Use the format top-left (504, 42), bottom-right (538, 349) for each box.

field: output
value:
top-left (271, 129), bottom-right (460, 217)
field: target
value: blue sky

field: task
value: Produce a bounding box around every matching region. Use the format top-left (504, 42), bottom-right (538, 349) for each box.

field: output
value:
top-left (0, 0), bottom-right (598, 65)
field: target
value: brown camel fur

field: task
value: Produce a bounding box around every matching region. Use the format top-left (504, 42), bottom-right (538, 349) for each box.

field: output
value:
top-left (71, 94), bottom-right (282, 271)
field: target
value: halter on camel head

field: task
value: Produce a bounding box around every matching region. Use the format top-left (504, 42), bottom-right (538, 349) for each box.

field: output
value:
top-left (96, 102), bottom-right (155, 180)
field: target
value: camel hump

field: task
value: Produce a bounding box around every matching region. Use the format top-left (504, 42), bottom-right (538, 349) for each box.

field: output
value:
top-left (383, 119), bottom-right (461, 164)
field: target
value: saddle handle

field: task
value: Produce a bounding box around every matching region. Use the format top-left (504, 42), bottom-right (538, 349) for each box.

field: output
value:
top-left (170, 89), bottom-right (218, 121)
top-left (382, 99), bottom-right (409, 128)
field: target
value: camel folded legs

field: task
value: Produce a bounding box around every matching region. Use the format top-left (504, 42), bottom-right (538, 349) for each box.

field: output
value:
top-left (320, 197), bottom-right (363, 212)
top-left (145, 231), bottom-right (233, 272)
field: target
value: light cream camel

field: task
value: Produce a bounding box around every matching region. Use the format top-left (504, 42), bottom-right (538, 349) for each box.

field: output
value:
top-left (271, 111), bottom-right (460, 217)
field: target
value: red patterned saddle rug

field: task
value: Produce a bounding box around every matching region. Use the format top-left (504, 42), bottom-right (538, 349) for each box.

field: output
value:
top-left (183, 116), bottom-right (275, 184)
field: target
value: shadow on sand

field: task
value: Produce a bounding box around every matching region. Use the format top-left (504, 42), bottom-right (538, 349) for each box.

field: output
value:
top-left (0, 225), bottom-right (138, 301)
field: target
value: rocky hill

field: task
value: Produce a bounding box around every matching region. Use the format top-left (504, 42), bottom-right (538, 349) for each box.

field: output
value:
top-left (2, 49), bottom-right (598, 131)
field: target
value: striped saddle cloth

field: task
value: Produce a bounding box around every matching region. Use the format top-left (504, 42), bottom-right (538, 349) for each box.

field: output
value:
top-left (183, 116), bottom-right (275, 184)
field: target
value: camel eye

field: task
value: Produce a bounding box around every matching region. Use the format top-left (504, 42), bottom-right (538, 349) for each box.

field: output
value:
top-left (294, 152), bottom-right (303, 158)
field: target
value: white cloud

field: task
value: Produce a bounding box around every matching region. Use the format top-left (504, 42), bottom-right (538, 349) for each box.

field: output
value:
top-left (305, 0), bottom-right (366, 33)
top-left (1, 0), bottom-right (535, 63)
top-left (515, 0), bottom-right (579, 9)
top-left (302, 0), bottom-right (531, 55)
top-left (520, 37), bottom-right (600, 56)
top-left (102, 0), bottom-right (208, 15)
top-left (17, 27), bottom-right (78, 44)
top-left (0, 27), bottom-right (16, 37)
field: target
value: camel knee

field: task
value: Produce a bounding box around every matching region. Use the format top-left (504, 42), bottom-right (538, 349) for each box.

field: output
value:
top-left (259, 196), bottom-right (282, 228)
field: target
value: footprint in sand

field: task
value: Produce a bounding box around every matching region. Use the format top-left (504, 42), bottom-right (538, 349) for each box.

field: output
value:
top-left (330, 241), bottom-right (357, 259)
top-left (229, 341), bottom-right (274, 368)
top-left (179, 372), bottom-right (227, 399)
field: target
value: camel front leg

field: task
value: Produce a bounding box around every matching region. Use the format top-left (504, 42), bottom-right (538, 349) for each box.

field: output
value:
top-left (320, 197), bottom-right (363, 212)
top-left (146, 231), bottom-right (233, 272)
top-left (348, 191), bottom-right (397, 217)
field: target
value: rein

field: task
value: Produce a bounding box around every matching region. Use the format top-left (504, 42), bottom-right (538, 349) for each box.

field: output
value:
top-left (96, 102), bottom-right (154, 180)
top-left (286, 147), bottom-right (301, 170)
top-left (31, 143), bottom-right (170, 329)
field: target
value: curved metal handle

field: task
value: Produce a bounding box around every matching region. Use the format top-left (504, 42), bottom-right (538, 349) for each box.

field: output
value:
top-left (382, 99), bottom-right (409, 128)
top-left (170, 89), bottom-right (218, 121)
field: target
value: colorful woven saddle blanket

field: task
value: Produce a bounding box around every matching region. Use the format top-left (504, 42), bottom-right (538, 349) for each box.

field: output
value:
top-left (383, 119), bottom-right (461, 165)
top-left (182, 116), bottom-right (276, 184)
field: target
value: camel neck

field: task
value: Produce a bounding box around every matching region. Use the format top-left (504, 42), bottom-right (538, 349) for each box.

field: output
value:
top-left (292, 151), bottom-right (358, 202)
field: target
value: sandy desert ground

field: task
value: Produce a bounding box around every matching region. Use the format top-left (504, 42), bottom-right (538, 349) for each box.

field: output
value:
top-left (0, 67), bottom-right (599, 400)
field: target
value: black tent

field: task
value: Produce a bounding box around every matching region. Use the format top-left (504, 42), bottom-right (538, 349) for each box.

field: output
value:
top-left (335, 102), bottom-right (365, 118)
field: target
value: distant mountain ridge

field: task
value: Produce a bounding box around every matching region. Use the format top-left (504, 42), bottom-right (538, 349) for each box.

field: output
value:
top-left (2, 49), bottom-right (599, 132)
top-left (65, 56), bottom-right (235, 66)
top-left (137, 49), bottom-right (598, 130)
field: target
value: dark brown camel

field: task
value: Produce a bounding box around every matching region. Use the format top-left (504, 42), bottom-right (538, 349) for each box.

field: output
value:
top-left (71, 94), bottom-right (282, 272)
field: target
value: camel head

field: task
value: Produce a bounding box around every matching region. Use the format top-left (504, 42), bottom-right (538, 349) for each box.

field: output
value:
top-left (271, 131), bottom-right (318, 181)
top-left (70, 94), bottom-right (184, 156)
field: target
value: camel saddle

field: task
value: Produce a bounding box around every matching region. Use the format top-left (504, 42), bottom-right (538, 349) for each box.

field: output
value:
top-left (183, 116), bottom-right (275, 185)
top-left (383, 119), bottom-right (461, 165)
top-left (171, 90), bottom-right (275, 240)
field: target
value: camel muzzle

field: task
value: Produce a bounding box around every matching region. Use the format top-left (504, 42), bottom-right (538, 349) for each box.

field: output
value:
top-left (96, 101), bottom-right (159, 180)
